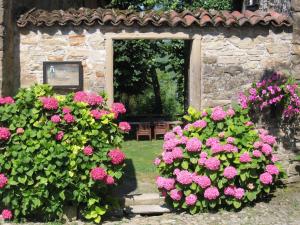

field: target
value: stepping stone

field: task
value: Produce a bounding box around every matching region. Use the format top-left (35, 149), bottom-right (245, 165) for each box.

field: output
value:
top-left (125, 204), bottom-right (172, 215)
top-left (124, 193), bottom-right (164, 206)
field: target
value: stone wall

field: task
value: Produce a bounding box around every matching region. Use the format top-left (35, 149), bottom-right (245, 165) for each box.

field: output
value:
top-left (19, 27), bottom-right (106, 92)
top-left (0, 0), bottom-right (3, 95)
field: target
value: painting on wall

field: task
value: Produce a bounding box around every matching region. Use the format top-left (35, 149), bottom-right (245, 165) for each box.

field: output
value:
top-left (43, 61), bottom-right (83, 91)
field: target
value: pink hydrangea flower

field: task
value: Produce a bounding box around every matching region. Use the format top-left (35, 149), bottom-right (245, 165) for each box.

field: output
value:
top-left (41, 97), bottom-right (59, 110)
top-left (271, 155), bottom-right (279, 163)
top-left (173, 168), bottom-right (180, 176)
top-left (227, 108), bottom-right (235, 117)
top-left (51, 115), bottom-right (61, 123)
top-left (154, 158), bottom-right (161, 166)
top-left (239, 152), bottom-right (252, 163)
top-left (162, 152), bottom-right (174, 164)
top-left (0, 174), bottom-right (8, 188)
top-left (223, 166), bottom-right (238, 179)
top-left (205, 157), bottom-right (220, 171)
top-left (202, 111), bottom-right (208, 117)
top-left (16, 128), bottom-right (24, 135)
top-left (62, 107), bottom-right (71, 114)
top-left (90, 167), bottom-right (107, 181)
top-left (74, 92), bottom-right (103, 106)
top-left (112, 103), bottom-right (126, 115)
top-left (253, 150), bottom-right (262, 158)
top-left (261, 144), bottom-right (272, 156)
top-left (1, 209), bottom-right (12, 220)
top-left (218, 132), bottom-right (225, 138)
top-left (259, 172), bottom-right (273, 185)
top-left (83, 146), bottom-right (93, 156)
top-left (245, 121), bottom-right (254, 126)
top-left (258, 129), bottom-right (268, 135)
top-left (227, 137), bottom-right (235, 144)
top-left (156, 177), bottom-right (175, 191)
top-left (193, 120), bottom-right (207, 129)
top-left (164, 132), bottom-right (176, 141)
top-left (253, 141), bottom-right (263, 148)
top-left (211, 143), bottom-right (224, 154)
top-left (170, 189), bottom-right (182, 201)
top-left (239, 92), bottom-right (248, 109)
top-left (266, 165), bottom-right (279, 175)
top-left (186, 138), bottom-right (202, 152)
top-left (55, 131), bottom-right (64, 141)
top-left (206, 137), bottom-right (219, 147)
top-left (0, 127), bottom-right (11, 141)
top-left (224, 186), bottom-right (236, 196)
top-left (64, 113), bottom-right (75, 123)
top-left (176, 170), bottom-right (193, 185)
top-left (260, 134), bottom-right (276, 145)
top-left (223, 144), bottom-right (238, 153)
top-left (185, 194), bottom-right (197, 206)
top-left (0, 97), bottom-right (14, 105)
top-left (183, 124), bottom-right (192, 131)
top-left (200, 152), bottom-right (208, 158)
top-left (105, 175), bottom-right (115, 185)
top-left (198, 157), bottom-right (206, 165)
top-left (119, 122), bottom-right (131, 132)
top-left (163, 139), bottom-right (178, 151)
top-left (179, 136), bottom-right (188, 144)
top-left (172, 147), bottom-right (183, 159)
top-left (204, 187), bottom-right (220, 200)
top-left (211, 106), bottom-right (227, 121)
top-left (90, 109), bottom-right (109, 120)
top-left (234, 188), bottom-right (245, 200)
top-left (108, 149), bottom-right (126, 165)
top-left (193, 175), bottom-right (211, 189)
top-left (172, 126), bottom-right (183, 136)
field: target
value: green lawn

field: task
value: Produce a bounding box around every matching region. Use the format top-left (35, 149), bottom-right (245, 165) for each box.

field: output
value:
top-left (119, 140), bottom-right (163, 194)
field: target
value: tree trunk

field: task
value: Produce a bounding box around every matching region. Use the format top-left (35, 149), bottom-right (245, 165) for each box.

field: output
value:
top-left (150, 68), bottom-right (163, 114)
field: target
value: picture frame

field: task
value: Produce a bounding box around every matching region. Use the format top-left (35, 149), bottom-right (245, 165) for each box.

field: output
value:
top-left (43, 61), bottom-right (83, 91)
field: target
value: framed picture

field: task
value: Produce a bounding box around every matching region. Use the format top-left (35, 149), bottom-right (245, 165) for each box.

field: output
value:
top-left (43, 61), bottom-right (83, 91)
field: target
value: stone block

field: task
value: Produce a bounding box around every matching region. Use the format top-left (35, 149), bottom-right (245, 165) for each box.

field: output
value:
top-left (203, 56), bottom-right (217, 64)
top-left (125, 205), bottom-right (171, 215)
top-left (293, 29), bottom-right (300, 45)
top-left (217, 56), bottom-right (240, 64)
top-left (266, 43), bottom-right (290, 54)
top-left (69, 34), bottom-right (86, 46)
top-left (292, 0), bottom-right (300, 11)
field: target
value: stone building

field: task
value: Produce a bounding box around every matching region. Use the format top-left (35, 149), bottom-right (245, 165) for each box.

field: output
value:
top-left (0, 0), bottom-right (299, 182)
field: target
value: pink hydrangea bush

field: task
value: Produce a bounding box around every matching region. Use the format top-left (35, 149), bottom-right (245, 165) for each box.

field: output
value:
top-left (0, 85), bottom-right (128, 222)
top-left (155, 106), bottom-right (285, 214)
top-left (239, 71), bottom-right (300, 119)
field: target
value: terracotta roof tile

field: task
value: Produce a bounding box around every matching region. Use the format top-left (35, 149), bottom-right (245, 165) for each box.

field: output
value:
top-left (17, 7), bottom-right (293, 28)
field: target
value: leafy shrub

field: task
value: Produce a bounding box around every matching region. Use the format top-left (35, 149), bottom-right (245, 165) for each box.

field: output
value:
top-left (0, 85), bottom-right (130, 222)
top-left (155, 106), bottom-right (285, 213)
top-left (239, 72), bottom-right (300, 120)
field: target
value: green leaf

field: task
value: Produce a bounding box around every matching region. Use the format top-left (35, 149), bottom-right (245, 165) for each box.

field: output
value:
top-left (181, 161), bottom-right (189, 170)
top-left (233, 201), bottom-right (241, 209)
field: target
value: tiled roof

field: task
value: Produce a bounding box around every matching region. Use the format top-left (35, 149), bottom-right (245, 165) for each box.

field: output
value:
top-left (17, 7), bottom-right (293, 28)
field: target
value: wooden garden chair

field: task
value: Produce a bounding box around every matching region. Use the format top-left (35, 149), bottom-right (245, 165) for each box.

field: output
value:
top-left (136, 123), bottom-right (152, 141)
top-left (154, 122), bottom-right (168, 140)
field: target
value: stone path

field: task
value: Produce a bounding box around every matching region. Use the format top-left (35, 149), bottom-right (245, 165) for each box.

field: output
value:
top-left (102, 183), bottom-right (300, 225)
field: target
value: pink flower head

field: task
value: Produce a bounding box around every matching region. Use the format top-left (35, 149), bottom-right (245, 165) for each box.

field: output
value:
top-left (173, 168), bottom-right (180, 176)
top-left (183, 123), bottom-right (192, 131)
top-left (90, 109), bottom-right (109, 120)
top-left (253, 141), bottom-right (263, 148)
top-left (55, 131), bottom-right (64, 141)
top-left (239, 93), bottom-right (248, 109)
top-left (198, 157), bottom-right (206, 165)
top-left (200, 152), bottom-right (208, 158)
top-left (185, 194), bottom-right (197, 206)
top-left (258, 129), bottom-right (268, 135)
top-left (51, 115), bottom-right (61, 123)
top-left (245, 121), bottom-right (254, 126)
top-left (0, 174), bottom-right (8, 188)
top-left (64, 113), bottom-right (75, 123)
top-left (193, 175), bottom-right (211, 189)
top-left (179, 136), bottom-right (188, 144)
top-left (202, 111), bottom-right (208, 117)
top-left (16, 128), bottom-right (24, 135)
top-left (253, 150), bottom-right (262, 158)
top-left (218, 132), bottom-right (225, 138)
top-left (204, 187), bottom-right (220, 200)
top-left (239, 152), bottom-right (252, 163)
top-left (266, 165), bottom-right (280, 175)
top-left (176, 170), bottom-right (193, 185)
top-left (154, 158), bottom-right (161, 166)
top-left (62, 107), bottom-right (71, 114)
top-left (259, 172), bottom-right (273, 185)
top-left (172, 126), bottom-right (183, 136)
top-left (1, 209), bottom-right (12, 220)
top-left (108, 149), bottom-right (126, 165)
top-left (0, 97), bottom-right (14, 105)
top-left (227, 137), bottom-right (235, 144)
top-left (41, 97), bottom-right (59, 110)
top-left (112, 103), bottom-right (126, 114)
top-left (226, 108), bottom-right (235, 117)
top-left (223, 166), bottom-right (238, 179)
top-left (211, 143), bottom-right (224, 154)
top-left (193, 120), bottom-right (207, 129)
top-left (87, 93), bottom-right (104, 106)
top-left (163, 139), bottom-right (178, 151)
top-left (164, 132), bottom-right (176, 141)
top-left (223, 144), bottom-right (238, 153)
top-left (186, 138), bottom-right (202, 152)
top-left (170, 189), bottom-right (182, 201)
top-left (156, 177), bottom-right (175, 191)
top-left (0, 127), bottom-right (11, 141)
top-left (260, 134), bottom-right (276, 145)
top-left (211, 106), bottom-right (227, 121)
top-left (172, 147), bottom-right (183, 159)
top-left (205, 157), bottom-right (220, 171)
top-left (224, 185), bottom-right (236, 196)
top-left (83, 146), bottom-right (94, 156)
top-left (162, 152), bottom-right (174, 164)
top-left (105, 175), bottom-right (115, 185)
top-left (249, 88), bottom-right (257, 95)
top-left (206, 137), bottom-right (220, 147)
top-left (271, 155), bottom-right (279, 163)
top-left (119, 122), bottom-right (131, 133)
top-left (90, 167), bottom-right (107, 181)
top-left (234, 188), bottom-right (245, 200)
top-left (261, 144), bottom-right (273, 156)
